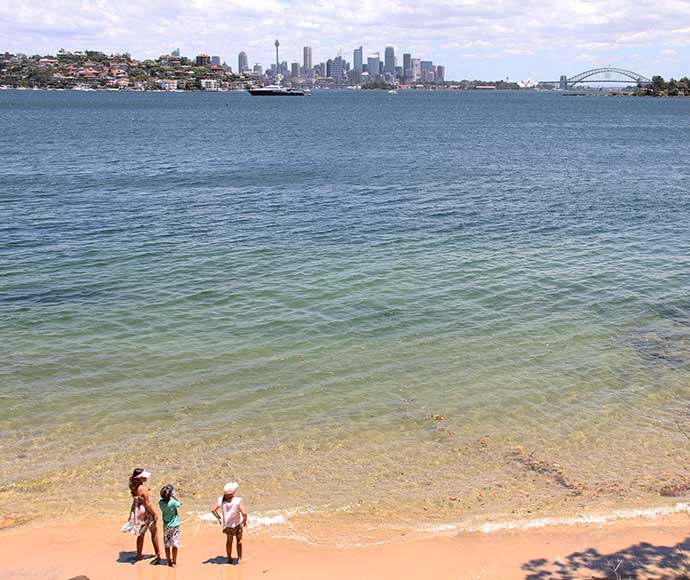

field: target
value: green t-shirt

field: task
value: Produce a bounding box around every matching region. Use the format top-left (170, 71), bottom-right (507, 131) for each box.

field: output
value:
top-left (159, 498), bottom-right (181, 528)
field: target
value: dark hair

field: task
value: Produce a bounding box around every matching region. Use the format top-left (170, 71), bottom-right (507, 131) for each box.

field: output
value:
top-left (160, 486), bottom-right (172, 501)
top-left (129, 468), bottom-right (145, 497)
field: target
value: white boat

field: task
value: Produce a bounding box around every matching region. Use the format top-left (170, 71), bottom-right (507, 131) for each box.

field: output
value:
top-left (248, 84), bottom-right (305, 96)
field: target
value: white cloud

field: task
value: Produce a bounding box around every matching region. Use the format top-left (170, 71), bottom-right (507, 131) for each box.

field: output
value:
top-left (1, 0), bottom-right (689, 77)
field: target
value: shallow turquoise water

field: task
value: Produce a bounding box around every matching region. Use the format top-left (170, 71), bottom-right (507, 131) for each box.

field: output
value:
top-left (1, 90), bottom-right (690, 538)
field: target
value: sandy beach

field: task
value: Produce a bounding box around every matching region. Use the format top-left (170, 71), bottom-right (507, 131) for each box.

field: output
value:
top-left (2, 513), bottom-right (690, 579)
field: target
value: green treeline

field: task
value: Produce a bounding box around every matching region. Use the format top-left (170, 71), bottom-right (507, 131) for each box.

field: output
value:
top-left (640, 76), bottom-right (690, 96)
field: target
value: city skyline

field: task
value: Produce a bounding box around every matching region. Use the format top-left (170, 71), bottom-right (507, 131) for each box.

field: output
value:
top-left (1, 0), bottom-right (689, 80)
top-left (228, 43), bottom-right (445, 85)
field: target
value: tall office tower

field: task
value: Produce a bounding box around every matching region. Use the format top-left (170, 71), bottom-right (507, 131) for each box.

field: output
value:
top-left (253, 63), bottom-right (262, 74)
top-left (367, 53), bottom-right (380, 80)
top-left (402, 53), bottom-right (412, 82)
top-left (384, 46), bottom-right (395, 74)
top-left (411, 58), bottom-right (421, 81)
top-left (353, 46), bottom-right (363, 71)
top-left (211, 55), bottom-right (220, 66)
top-left (171, 48), bottom-right (181, 57)
top-left (331, 55), bottom-right (345, 82)
top-left (238, 51), bottom-right (249, 72)
top-left (195, 54), bottom-right (211, 66)
top-left (436, 65), bottom-right (445, 83)
top-left (420, 60), bottom-right (434, 82)
top-left (303, 46), bottom-right (312, 71)
top-left (326, 58), bottom-right (333, 78)
top-left (291, 62), bottom-right (301, 78)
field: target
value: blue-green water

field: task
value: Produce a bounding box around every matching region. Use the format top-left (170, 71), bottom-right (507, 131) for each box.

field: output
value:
top-left (2, 89), bottom-right (690, 541)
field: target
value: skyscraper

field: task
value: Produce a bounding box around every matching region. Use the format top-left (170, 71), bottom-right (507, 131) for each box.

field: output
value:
top-left (436, 65), bottom-right (445, 83)
top-left (303, 46), bottom-right (312, 71)
top-left (238, 51), bottom-right (248, 72)
top-left (331, 55), bottom-right (345, 82)
top-left (384, 46), bottom-right (395, 74)
top-left (403, 53), bottom-right (412, 83)
top-left (411, 58), bottom-right (421, 81)
top-left (367, 53), bottom-right (380, 80)
top-left (211, 55), bottom-right (220, 66)
top-left (195, 54), bottom-right (211, 66)
top-left (353, 46), bottom-right (363, 72)
top-left (421, 60), bottom-right (434, 82)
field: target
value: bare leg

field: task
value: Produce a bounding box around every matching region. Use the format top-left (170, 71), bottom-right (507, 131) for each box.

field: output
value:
top-left (150, 524), bottom-right (161, 564)
top-left (136, 534), bottom-right (145, 561)
top-left (226, 533), bottom-right (234, 563)
top-left (172, 546), bottom-right (178, 566)
top-left (165, 546), bottom-right (172, 566)
top-left (237, 535), bottom-right (243, 563)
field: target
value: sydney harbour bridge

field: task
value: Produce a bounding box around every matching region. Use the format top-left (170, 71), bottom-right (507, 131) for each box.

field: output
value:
top-left (541, 67), bottom-right (651, 89)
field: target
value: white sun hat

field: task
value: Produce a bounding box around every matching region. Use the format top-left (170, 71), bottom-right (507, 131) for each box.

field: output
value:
top-left (224, 482), bottom-right (239, 493)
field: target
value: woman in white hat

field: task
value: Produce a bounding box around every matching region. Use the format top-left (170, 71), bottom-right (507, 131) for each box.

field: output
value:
top-left (123, 468), bottom-right (161, 564)
top-left (211, 482), bottom-right (248, 564)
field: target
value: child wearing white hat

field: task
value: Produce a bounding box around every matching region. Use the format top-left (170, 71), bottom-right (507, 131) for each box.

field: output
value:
top-left (211, 482), bottom-right (248, 564)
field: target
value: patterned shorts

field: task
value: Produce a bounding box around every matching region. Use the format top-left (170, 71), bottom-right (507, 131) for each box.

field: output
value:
top-left (223, 525), bottom-right (243, 537)
top-left (164, 526), bottom-right (180, 548)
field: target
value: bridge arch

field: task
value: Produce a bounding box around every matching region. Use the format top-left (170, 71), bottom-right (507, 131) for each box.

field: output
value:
top-left (568, 67), bottom-right (651, 88)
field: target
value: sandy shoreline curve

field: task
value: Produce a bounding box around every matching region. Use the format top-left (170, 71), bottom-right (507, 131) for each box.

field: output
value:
top-left (2, 512), bottom-right (690, 579)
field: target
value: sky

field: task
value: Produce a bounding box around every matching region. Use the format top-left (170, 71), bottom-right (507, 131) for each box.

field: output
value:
top-left (2, 0), bottom-right (689, 81)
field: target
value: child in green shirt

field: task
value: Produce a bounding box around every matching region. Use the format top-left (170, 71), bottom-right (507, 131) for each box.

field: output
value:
top-left (158, 484), bottom-right (181, 567)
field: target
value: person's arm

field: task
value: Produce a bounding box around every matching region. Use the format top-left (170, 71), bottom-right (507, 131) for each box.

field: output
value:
top-left (140, 487), bottom-right (157, 521)
top-left (211, 502), bottom-right (222, 525)
top-left (239, 502), bottom-right (248, 527)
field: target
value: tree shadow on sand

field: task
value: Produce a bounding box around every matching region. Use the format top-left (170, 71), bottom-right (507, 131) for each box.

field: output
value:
top-left (522, 537), bottom-right (690, 579)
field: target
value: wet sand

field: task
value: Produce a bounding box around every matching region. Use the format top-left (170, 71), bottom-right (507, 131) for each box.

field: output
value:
top-left (2, 514), bottom-right (690, 579)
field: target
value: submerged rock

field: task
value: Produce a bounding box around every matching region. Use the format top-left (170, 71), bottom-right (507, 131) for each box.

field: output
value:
top-left (659, 480), bottom-right (690, 497)
top-left (510, 446), bottom-right (583, 495)
top-left (622, 328), bottom-right (690, 369)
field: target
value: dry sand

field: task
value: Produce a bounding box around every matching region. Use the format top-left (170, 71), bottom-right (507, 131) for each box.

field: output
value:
top-left (2, 514), bottom-right (690, 579)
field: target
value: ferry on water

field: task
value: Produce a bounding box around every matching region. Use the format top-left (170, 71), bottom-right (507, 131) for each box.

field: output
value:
top-left (248, 84), bottom-right (306, 96)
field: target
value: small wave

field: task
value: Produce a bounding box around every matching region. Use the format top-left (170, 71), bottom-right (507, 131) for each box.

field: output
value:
top-left (196, 502), bottom-right (690, 547)
top-left (195, 511), bottom-right (288, 526)
top-left (253, 514), bottom-right (288, 526)
top-left (415, 503), bottom-right (690, 535)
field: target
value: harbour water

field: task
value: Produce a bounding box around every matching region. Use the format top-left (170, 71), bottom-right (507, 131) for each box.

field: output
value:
top-left (2, 89), bottom-right (690, 543)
